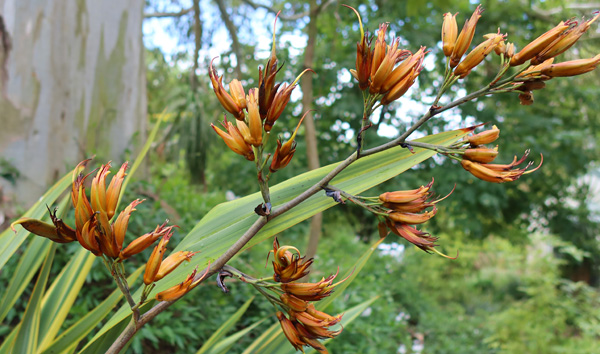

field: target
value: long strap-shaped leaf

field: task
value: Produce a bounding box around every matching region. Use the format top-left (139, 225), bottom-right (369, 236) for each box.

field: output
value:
top-left (78, 129), bottom-right (469, 353)
top-left (10, 244), bottom-right (57, 354)
top-left (36, 249), bottom-right (96, 351)
top-left (195, 297), bottom-right (255, 354)
top-left (0, 195), bottom-right (70, 324)
top-left (39, 266), bottom-right (144, 354)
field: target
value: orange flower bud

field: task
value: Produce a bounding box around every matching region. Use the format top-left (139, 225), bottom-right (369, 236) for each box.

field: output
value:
top-left (442, 12), bottom-right (458, 57)
top-left (105, 162), bottom-right (128, 219)
top-left (269, 111), bottom-right (309, 172)
top-left (381, 46), bottom-right (424, 93)
top-left (370, 23), bottom-right (389, 79)
top-left (387, 221), bottom-right (437, 251)
top-left (265, 69), bottom-right (313, 131)
top-left (211, 117), bottom-right (255, 161)
top-left (464, 146), bottom-right (499, 163)
top-left (510, 20), bottom-right (572, 66)
top-left (460, 154), bottom-right (542, 183)
top-left (155, 266), bottom-right (209, 301)
top-left (277, 312), bottom-right (305, 352)
top-left (119, 222), bottom-right (175, 260)
top-left (306, 303), bottom-right (342, 325)
top-left (229, 79), bottom-right (246, 111)
top-left (344, 5), bottom-right (371, 90)
top-left (90, 163), bottom-right (110, 213)
top-left (540, 54), bottom-right (600, 77)
top-left (454, 33), bottom-right (505, 78)
top-left (379, 178), bottom-right (434, 203)
top-left (11, 215), bottom-right (76, 244)
top-left (144, 233), bottom-right (172, 285)
top-left (112, 199), bottom-right (144, 252)
top-left (258, 15), bottom-right (281, 118)
top-left (534, 13), bottom-right (600, 64)
top-left (281, 293), bottom-right (309, 312)
top-left (450, 5), bottom-right (484, 68)
top-left (78, 213), bottom-right (101, 255)
top-left (517, 58), bottom-right (555, 79)
top-left (466, 125), bottom-right (500, 146)
top-left (209, 58), bottom-right (244, 119)
top-left (370, 40), bottom-right (411, 95)
top-left (155, 250), bottom-right (198, 281)
top-left (245, 88), bottom-right (263, 146)
top-left (387, 207), bottom-right (438, 225)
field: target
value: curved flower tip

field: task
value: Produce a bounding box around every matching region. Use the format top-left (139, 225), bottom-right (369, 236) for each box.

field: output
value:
top-left (459, 122), bottom-right (486, 133)
top-left (523, 153), bottom-right (543, 175)
top-left (342, 4), bottom-right (365, 42)
top-left (431, 247), bottom-right (459, 260)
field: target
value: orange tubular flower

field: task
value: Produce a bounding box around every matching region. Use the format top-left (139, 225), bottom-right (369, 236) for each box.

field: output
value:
top-left (258, 14), bottom-right (281, 118)
top-left (344, 5), bottom-right (372, 90)
top-left (387, 221), bottom-right (447, 255)
top-left (144, 233), bottom-right (172, 285)
top-left (264, 69), bottom-right (313, 131)
top-left (379, 178), bottom-right (434, 203)
top-left (155, 250), bottom-right (198, 281)
top-left (245, 88), bottom-right (263, 146)
top-left (119, 222), bottom-right (175, 260)
top-left (112, 199), bottom-right (144, 254)
top-left (464, 146), bottom-right (499, 163)
top-left (209, 58), bottom-right (244, 120)
top-left (510, 20), bottom-right (573, 66)
top-left (454, 32), bottom-right (505, 78)
top-left (370, 39), bottom-right (411, 94)
top-left (370, 23), bottom-right (389, 79)
top-left (450, 5), bottom-right (484, 68)
top-left (442, 12), bottom-right (458, 57)
top-left (269, 111), bottom-right (309, 172)
top-left (155, 266), bottom-right (210, 301)
top-left (229, 79), bottom-right (247, 111)
top-left (461, 154), bottom-right (543, 183)
top-left (533, 13), bottom-right (600, 65)
top-left (387, 207), bottom-right (438, 224)
top-left (540, 54), bottom-right (600, 77)
top-left (466, 125), bottom-right (499, 146)
top-left (380, 52), bottom-right (425, 105)
top-left (277, 312), bottom-right (307, 352)
top-left (281, 293), bottom-right (309, 312)
top-left (11, 214), bottom-right (76, 244)
top-left (381, 47), bottom-right (422, 93)
top-left (211, 116), bottom-right (255, 161)
top-left (271, 238), bottom-right (314, 283)
top-left (280, 270), bottom-right (345, 301)
top-left (105, 162), bottom-right (128, 219)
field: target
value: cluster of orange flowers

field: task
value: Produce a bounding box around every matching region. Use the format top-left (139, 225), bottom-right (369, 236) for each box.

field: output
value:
top-left (210, 16), bottom-right (311, 173)
top-left (377, 179), bottom-right (453, 257)
top-left (458, 125), bottom-right (542, 183)
top-left (271, 239), bottom-right (344, 354)
top-left (12, 160), bottom-right (201, 301)
top-left (346, 5), bottom-right (427, 105)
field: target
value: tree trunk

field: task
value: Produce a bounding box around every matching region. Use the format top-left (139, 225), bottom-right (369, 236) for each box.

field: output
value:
top-left (302, 0), bottom-right (322, 261)
top-left (0, 0), bottom-right (147, 206)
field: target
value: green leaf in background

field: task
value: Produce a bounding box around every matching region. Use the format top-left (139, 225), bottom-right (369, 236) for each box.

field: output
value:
top-left (206, 319), bottom-right (266, 354)
top-left (12, 244), bottom-right (57, 354)
top-left (37, 248), bottom-right (96, 350)
top-left (40, 266), bottom-right (144, 354)
top-left (78, 128), bottom-right (470, 352)
top-left (195, 297), bottom-right (255, 354)
top-left (0, 194), bottom-right (70, 324)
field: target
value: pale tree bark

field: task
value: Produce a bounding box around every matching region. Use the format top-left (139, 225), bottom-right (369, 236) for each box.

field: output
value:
top-left (303, 0), bottom-right (322, 261)
top-left (0, 0), bottom-right (146, 205)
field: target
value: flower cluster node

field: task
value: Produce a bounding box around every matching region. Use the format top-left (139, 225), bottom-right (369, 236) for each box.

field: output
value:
top-left (269, 238), bottom-right (345, 353)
